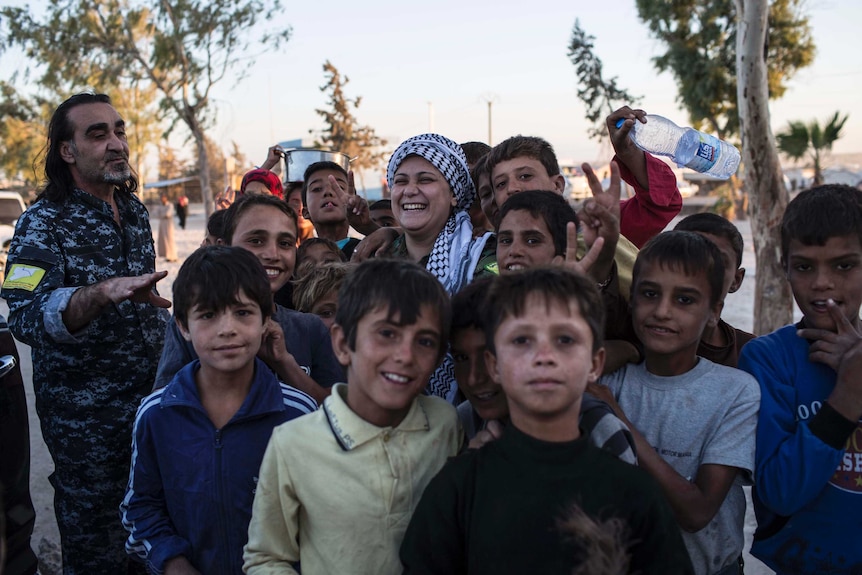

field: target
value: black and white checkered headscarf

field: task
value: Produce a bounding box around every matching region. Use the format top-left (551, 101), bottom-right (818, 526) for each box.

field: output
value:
top-left (387, 133), bottom-right (476, 213)
top-left (387, 133), bottom-right (479, 295)
top-left (388, 134), bottom-right (491, 401)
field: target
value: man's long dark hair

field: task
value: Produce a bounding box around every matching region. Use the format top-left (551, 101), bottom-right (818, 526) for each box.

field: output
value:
top-left (39, 92), bottom-right (138, 203)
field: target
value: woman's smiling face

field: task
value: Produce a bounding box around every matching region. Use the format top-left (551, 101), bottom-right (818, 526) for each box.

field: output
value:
top-left (391, 155), bottom-right (456, 241)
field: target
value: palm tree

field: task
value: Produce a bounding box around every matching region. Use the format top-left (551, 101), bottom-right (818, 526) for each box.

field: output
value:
top-left (776, 111), bottom-right (849, 186)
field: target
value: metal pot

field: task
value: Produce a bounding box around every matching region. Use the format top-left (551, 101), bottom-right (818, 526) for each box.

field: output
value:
top-left (280, 148), bottom-right (350, 184)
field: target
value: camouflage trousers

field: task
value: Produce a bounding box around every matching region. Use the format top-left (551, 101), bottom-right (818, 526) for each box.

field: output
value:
top-left (37, 391), bottom-right (147, 575)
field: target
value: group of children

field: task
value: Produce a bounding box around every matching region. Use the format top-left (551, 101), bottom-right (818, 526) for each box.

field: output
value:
top-left (117, 109), bottom-right (862, 575)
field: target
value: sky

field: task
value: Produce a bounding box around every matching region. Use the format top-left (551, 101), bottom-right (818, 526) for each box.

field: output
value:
top-left (3, 0), bottom-right (861, 177)
top-left (208, 0), bottom-right (862, 169)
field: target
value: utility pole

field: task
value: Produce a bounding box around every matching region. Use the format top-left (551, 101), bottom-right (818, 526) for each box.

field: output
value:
top-left (481, 93), bottom-right (498, 145)
top-left (487, 100), bottom-right (493, 145)
top-left (428, 101), bottom-right (434, 131)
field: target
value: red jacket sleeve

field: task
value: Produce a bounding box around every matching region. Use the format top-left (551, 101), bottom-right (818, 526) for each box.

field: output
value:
top-left (616, 153), bottom-right (682, 248)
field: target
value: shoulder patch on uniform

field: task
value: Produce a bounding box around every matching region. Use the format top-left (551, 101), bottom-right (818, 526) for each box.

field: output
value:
top-left (484, 261), bottom-right (499, 275)
top-left (3, 264), bottom-right (47, 291)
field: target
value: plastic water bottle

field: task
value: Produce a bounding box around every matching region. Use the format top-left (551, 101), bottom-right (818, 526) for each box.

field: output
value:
top-left (617, 115), bottom-right (740, 179)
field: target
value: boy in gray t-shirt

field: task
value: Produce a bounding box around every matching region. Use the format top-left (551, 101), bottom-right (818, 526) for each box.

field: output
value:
top-left (591, 231), bottom-right (760, 575)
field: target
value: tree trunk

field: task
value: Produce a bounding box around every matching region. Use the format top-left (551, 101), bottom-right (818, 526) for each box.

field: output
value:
top-left (191, 124), bottom-right (213, 218)
top-left (813, 152), bottom-right (824, 186)
top-left (735, 0), bottom-right (793, 334)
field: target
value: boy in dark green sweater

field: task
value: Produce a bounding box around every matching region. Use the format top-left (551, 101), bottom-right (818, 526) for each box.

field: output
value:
top-left (400, 268), bottom-right (693, 574)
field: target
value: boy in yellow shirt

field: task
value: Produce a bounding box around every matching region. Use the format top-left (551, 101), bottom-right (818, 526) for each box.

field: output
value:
top-left (243, 259), bottom-right (462, 574)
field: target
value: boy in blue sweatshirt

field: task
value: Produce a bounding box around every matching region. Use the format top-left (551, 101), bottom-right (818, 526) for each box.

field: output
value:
top-left (121, 246), bottom-right (316, 575)
top-left (739, 184), bottom-right (862, 573)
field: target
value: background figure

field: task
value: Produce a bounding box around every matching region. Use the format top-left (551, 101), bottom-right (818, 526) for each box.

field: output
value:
top-left (175, 195), bottom-right (188, 229)
top-left (157, 195), bottom-right (178, 262)
top-left (285, 182), bottom-right (315, 244)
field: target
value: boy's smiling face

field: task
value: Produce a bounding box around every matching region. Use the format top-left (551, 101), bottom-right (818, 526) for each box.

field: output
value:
top-left (491, 157), bottom-right (564, 214)
top-left (230, 204), bottom-right (297, 293)
top-left (632, 261), bottom-right (721, 376)
top-left (178, 289), bottom-right (265, 379)
top-left (786, 233), bottom-right (862, 331)
top-left (332, 303), bottom-right (442, 428)
top-left (497, 209), bottom-right (558, 274)
top-left (485, 293), bottom-right (603, 440)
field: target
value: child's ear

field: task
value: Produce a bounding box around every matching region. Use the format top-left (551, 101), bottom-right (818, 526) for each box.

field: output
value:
top-left (589, 346), bottom-right (606, 383)
top-left (728, 267), bottom-right (745, 294)
top-left (552, 174), bottom-right (566, 194)
top-left (484, 349), bottom-right (501, 384)
top-left (330, 323), bottom-right (352, 367)
top-left (175, 317), bottom-right (192, 342)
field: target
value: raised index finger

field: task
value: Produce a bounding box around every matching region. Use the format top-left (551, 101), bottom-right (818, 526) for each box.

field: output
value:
top-left (347, 170), bottom-right (357, 196)
top-left (581, 163), bottom-right (602, 197)
top-left (828, 298), bottom-right (860, 335)
top-left (328, 174), bottom-right (349, 200)
top-left (576, 236), bottom-right (604, 275)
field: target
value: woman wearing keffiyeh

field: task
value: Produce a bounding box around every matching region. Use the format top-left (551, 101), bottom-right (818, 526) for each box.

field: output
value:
top-left (385, 133), bottom-right (496, 399)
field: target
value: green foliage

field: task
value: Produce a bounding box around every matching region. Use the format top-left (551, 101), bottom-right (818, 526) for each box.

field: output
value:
top-left (568, 20), bottom-right (640, 141)
top-left (0, 0), bottom-right (290, 212)
top-left (314, 60), bottom-right (388, 191)
top-left (0, 82), bottom-right (48, 185)
top-left (635, 0), bottom-right (814, 139)
top-left (776, 111), bottom-right (848, 185)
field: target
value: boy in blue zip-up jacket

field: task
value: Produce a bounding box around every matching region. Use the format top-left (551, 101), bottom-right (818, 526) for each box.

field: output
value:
top-left (121, 246), bottom-right (316, 575)
top-left (739, 184), bottom-right (862, 573)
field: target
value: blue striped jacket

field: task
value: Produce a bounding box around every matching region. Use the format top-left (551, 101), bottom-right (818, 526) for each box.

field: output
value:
top-left (120, 358), bottom-right (316, 575)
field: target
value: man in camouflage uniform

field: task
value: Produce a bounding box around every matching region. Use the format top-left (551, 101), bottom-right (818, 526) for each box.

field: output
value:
top-left (1, 93), bottom-right (170, 574)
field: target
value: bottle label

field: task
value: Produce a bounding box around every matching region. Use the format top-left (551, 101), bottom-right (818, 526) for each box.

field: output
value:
top-left (684, 133), bottom-right (720, 173)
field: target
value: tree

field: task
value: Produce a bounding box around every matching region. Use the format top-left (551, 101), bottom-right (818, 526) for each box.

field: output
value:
top-left (636, 0), bottom-right (814, 140)
top-left (776, 112), bottom-right (849, 187)
top-left (567, 20), bottom-right (641, 141)
top-left (0, 0), bottom-right (290, 216)
top-left (314, 60), bottom-right (388, 192)
top-left (0, 83), bottom-right (48, 186)
top-left (736, 0), bottom-right (792, 334)
top-left (158, 143), bottom-right (189, 182)
top-left (110, 81), bottom-right (162, 184)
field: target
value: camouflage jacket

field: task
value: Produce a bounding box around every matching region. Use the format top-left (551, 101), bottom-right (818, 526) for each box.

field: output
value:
top-left (1, 188), bottom-right (168, 408)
